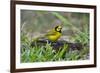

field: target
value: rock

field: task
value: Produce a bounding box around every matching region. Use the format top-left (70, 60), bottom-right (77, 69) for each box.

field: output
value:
top-left (31, 39), bottom-right (83, 51)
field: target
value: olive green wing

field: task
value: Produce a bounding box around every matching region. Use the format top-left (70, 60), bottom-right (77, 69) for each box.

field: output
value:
top-left (45, 30), bottom-right (57, 36)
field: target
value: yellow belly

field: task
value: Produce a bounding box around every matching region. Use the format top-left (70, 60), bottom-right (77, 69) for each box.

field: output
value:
top-left (47, 33), bottom-right (61, 42)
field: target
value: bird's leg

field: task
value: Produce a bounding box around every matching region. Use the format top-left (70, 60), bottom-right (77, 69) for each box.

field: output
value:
top-left (46, 40), bottom-right (51, 44)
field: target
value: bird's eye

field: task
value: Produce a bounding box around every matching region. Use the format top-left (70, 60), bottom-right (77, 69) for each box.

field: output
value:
top-left (58, 27), bottom-right (62, 29)
top-left (57, 28), bottom-right (62, 32)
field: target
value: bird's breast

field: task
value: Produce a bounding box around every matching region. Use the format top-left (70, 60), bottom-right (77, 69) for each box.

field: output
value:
top-left (47, 32), bottom-right (61, 42)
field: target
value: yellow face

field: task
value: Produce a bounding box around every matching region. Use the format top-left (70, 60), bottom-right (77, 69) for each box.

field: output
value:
top-left (55, 25), bottom-right (62, 32)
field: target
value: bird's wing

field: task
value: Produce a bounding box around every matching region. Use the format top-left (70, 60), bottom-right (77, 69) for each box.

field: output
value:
top-left (45, 30), bottom-right (57, 36)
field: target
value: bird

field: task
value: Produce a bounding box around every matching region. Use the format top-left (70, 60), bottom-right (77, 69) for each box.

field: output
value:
top-left (33, 24), bottom-right (62, 42)
top-left (45, 25), bottom-right (62, 42)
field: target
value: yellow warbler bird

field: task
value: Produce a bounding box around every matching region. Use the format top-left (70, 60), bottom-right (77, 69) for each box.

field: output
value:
top-left (33, 25), bottom-right (62, 42)
top-left (45, 25), bottom-right (62, 42)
